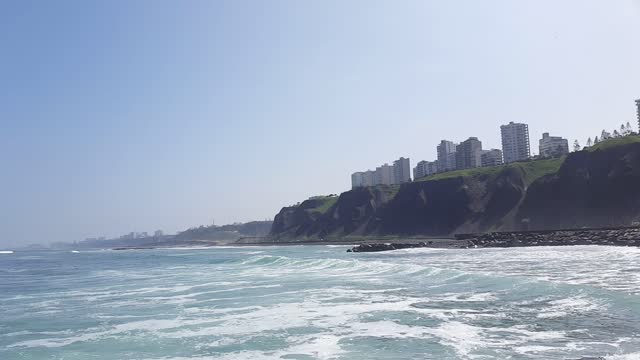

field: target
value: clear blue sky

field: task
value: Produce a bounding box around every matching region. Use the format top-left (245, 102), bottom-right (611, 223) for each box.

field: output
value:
top-left (2, 1), bottom-right (640, 246)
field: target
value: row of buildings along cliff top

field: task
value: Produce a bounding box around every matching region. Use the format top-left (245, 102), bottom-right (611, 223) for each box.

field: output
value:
top-left (351, 122), bottom-right (570, 189)
top-left (413, 122), bottom-right (569, 180)
top-left (351, 157), bottom-right (411, 188)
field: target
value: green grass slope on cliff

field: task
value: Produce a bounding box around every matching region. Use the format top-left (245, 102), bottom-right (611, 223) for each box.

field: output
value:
top-left (415, 157), bottom-right (564, 186)
top-left (515, 158), bottom-right (565, 185)
top-left (586, 135), bottom-right (640, 152)
top-left (372, 184), bottom-right (402, 201)
top-left (307, 195), bottom-right (339, 214)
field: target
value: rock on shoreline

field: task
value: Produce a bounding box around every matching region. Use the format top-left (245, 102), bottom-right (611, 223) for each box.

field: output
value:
top-left (348, 227), bottom-right (640, 253)
top-left (348, 242), bottom-right (431, 253)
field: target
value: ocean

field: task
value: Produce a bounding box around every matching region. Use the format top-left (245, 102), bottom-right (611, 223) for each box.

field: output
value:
top-left (1, 245), bottom-right (640, 359)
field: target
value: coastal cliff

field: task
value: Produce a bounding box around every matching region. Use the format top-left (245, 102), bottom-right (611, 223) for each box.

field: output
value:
top-left (270, 137), bottom-right (640, 241)
top-left (516, 138), bottom-right (640, 229)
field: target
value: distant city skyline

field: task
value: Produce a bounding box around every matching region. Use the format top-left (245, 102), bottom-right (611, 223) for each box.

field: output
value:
top-left (2, 1), bottom-right (640, 246)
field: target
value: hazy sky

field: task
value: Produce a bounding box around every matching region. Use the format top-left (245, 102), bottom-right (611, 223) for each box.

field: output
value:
top-left (2, 1), bottom-right (640, 247)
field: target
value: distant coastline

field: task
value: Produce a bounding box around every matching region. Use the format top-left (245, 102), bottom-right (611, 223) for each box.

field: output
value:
top-left (107, 226), bottom-right (640, 252)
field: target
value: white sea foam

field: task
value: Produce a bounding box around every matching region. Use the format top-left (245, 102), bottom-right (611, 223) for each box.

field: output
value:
top-left (282, 334), bottom-right (345, 359)
top-left (130, 287), bottom-right (570, 359)
top-left (606, 353), bottom-right (640, 360)
top-left (2, 330), bottom-right (32, 337)
top-left (5, 245), bottom-right (640, 359)
top-left (0, 250), bottom-right (14, 254)
top-left (537, 295), bottom-right (603, 319)
top-left (8, 318), bottom-right (218, 348)
top-left (514, 345), bottom-right (563, 354)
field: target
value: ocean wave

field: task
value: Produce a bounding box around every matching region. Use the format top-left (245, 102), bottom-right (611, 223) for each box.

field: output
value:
top-left (7, 318), bottom-right (218, 349)
top-left (4, 245), bottom-right (640, 359)
top-left (237, 254), bottom-right (437, 277)
top-left (536, 295), bottom-right (604, 319)
top-left (606, 353), bottom-right (640, 360)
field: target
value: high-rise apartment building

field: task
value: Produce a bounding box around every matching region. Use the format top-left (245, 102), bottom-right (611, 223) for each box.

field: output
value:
top-left (437, 140), bottom-right (457, 172)
top-left (351, 172), bottom-right (361, 188)
top-left (413, 161), bottom-right (428, 180)
top-left (375, 164), bottom-right (395, 185)
top-left (455, 137), bottom-right (483, 170)
top-left (427, 161), bottom-right (439, 176)
top-left (446, 153), bottom-right (457, 172)
top-left (501, 122), bottom-right (530, 163)
top-left (393, 157), bottom-right (411, 184)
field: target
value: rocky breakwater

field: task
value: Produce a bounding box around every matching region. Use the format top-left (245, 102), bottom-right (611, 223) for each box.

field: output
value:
top-left (457, 227), bottom-right (640, 248)
top-left (348, 242), bottom-right (430, 253)
top-left (348, 239), bottom-right (471, 252)
top-left (348, 227), bottom-right (640, 252)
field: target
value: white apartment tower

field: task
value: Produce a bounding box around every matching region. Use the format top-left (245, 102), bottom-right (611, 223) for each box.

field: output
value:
top-left (413, 161), bottom-right (428, 180)
top-left (455, 137), bottom-right (483, 169)
top-left (393, 157), bottom-right (411, 184)
top-left (375, 164), bottom-right (395, 185)
top-left (351, 172), bottom-right (363, 188)
top-left (501, 122), bottom-right (530, 163)
top-left (437, 140), bottom-right (456, 172)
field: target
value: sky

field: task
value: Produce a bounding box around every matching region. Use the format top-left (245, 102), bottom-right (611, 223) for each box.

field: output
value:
top-left (2, 0), bottom-right (640, 247)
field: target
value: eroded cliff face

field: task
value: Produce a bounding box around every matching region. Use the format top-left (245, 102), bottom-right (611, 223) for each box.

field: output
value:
top-left (517, 142), bottom-right (640, 229)
top-left (270, 166), bottom-right (530, 240)
top-left (270, 186), bottom-right (397, 240)
top-left (270, 139), bottom-right (640, 240)
top-left (378, 166), bottom-right (527, 236)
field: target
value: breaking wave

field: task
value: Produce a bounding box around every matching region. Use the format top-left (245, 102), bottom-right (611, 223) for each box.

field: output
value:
top-left (1, 245), bottom-right (640, 359)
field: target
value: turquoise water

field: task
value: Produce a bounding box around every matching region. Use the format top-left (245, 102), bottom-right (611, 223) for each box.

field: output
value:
top-left (1, 245), bottom-right (640, 359)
